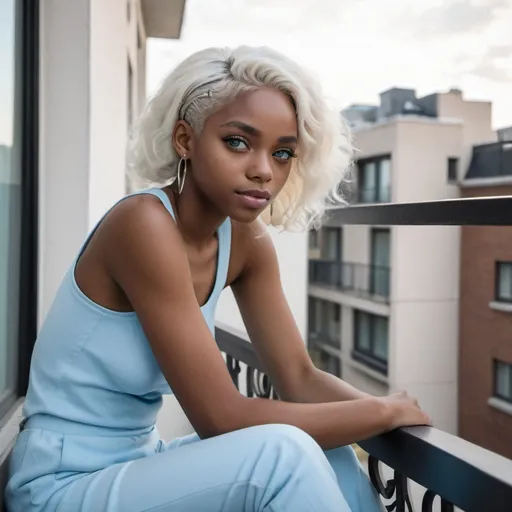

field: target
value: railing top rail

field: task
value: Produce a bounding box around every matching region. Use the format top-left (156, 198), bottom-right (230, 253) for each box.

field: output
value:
top-left (325, 195), bottom-right (512, 226)
top-left (359, 426), bottom-right (512, 511)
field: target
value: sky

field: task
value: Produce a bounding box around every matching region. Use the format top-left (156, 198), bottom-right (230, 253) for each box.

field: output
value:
top-left (147, 0), bottom-right (512, 129)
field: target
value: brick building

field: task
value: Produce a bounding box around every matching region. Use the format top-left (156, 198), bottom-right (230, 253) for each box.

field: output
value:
top-left (459, 139), bottom-right (512, 459)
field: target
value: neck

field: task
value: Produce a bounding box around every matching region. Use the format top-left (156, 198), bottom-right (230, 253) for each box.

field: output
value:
top-left (166, 181), bottom-right (226, 246)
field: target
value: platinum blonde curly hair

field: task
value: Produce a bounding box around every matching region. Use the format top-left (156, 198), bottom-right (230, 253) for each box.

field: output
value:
top-left (127, 45), bottom-right (353, 231)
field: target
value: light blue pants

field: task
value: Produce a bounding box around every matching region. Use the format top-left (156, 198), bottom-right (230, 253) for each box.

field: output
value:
top-left (43, 424), bottom-right (382, 511)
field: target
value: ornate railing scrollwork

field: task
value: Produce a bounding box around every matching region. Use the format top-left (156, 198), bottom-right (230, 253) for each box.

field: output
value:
top-left (226, 354), bottom-right (241, 387)
top-left (368, 456), bottom-right (455, 512)
top-left (246, 367), bottom-right (277, 399)
top-left (368, 456), bottom-right (413, 512)
top-left (421, 490), bottom-right (454, 512)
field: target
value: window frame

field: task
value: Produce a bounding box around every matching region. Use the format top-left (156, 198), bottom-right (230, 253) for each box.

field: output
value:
top-left (447, 157), bottom-right (459, 182)
top-left (0, 0), bottom-right (39, 424)
top-left (370, 228), bottom-right (391, 297)
top-left (308, 297), bottom-right (341, 348)
top-left (494, 360), bottom-right (512, 404)
top-left (353, 310), bottom-right (389, 374)
top-left (495, 261), bottom-right (512, 304)
top-left (357, 154), bottom-right (392, 204)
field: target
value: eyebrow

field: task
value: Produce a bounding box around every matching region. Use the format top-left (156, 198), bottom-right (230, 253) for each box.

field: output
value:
top-left (222, 121), bottom-right (297, 145)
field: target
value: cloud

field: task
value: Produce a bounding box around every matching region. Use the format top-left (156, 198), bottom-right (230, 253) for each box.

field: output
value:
top-left (451, 44), bottom-right (512, 83)
top-left (468, 44), bottom-right (512, 82)
top-left (470, 61), bottom-right (511, 82)
top-left (410, 0), bottom-right (509, 38)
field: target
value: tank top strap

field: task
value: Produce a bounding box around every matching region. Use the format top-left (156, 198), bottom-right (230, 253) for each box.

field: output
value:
top-left (135, 187), bottom-right (176, 220)
top-left (215, 217), bottom-right (232, 293)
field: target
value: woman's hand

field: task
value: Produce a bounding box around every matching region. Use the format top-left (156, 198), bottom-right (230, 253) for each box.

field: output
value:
top-left (380, 391), bottom-right (432, 430)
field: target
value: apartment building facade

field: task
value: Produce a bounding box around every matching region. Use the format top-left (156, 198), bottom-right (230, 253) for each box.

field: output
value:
top-left (308, 88), bottom-right (496, 434)
top-left (0, 0), bottom-right (187, 498)
top-left (458, 135), bottom-right (512, 459)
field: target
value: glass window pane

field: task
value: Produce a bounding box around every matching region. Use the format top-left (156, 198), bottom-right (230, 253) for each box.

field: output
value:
top-left (361, 162), bottom-right (376, 202)
top-left (378, 158), bottom-right (391, 202)
top-left (373, 316), bottom-right (389, 362)
top-left (326, 303), bottom-right (340, 343)
top-left (498, 263), bottom-right (512, 301)
top-left (0, 0), bottom-right (22, 401)
top-left (496, 361), bottom-right (511, 400)
top-left (356, 312), bottom-right (371, 352)
top-left (322, 228), bottom-right (341, 260)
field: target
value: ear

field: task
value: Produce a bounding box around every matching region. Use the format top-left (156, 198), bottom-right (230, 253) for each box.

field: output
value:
top-left (172, 120), bottom-right (195, 158)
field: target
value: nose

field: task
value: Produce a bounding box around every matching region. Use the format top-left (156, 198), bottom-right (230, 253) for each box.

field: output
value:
top-left (246, 152), bottom-right (273, 183)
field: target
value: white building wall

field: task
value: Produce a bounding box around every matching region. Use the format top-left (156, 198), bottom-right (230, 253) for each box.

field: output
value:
top-left (437, 90), bottom-right (497, 176)
top-left (88, 0), bottom-right (134, 226)
top-left (38, 0), bottom-right (92, 322)
top-left (39, 0), bottom-right (146, 322)
top-left (389, 120), bottom-right (463, 433)
top-left (216, 229), bottom-right (309, 340)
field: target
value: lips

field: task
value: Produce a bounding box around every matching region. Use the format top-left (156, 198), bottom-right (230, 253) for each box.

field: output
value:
top-left (236, 189), bottom-right (271, 200)
top-left (235, 189), bottom-right (272, 209)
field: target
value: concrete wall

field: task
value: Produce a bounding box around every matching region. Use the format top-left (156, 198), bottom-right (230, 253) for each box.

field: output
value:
top-left (39, 0), bottom-right (92, 322)
top-left (39, 0), bottom-right (146, 321)
top-left (437, 90), bottom-right (497, 176)
top-left (216, 228), bottom-right (309, 339)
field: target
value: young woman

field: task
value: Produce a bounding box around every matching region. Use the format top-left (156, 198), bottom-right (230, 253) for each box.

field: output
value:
top-left (7, 46), bottom-right (430, 512)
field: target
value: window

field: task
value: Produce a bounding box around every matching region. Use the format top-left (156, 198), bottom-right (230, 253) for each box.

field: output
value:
top-left (321, 227), bottom-right (342, 261)
top-left (371, 229), bottom-right (391, 297)
top-left (308, 298), bottom-right (341, 348)
top-left (447, 157), bottom-right (458, 182)
top-left (309, 345), bottom-right (341, 377)
top-left (494, 360), bottom-right (512, 404)
top-left (353, 311), bottom-right (389, 374)
top-left (309, 229), bottom-right (319, 250)
top-left (0, 0), bottom-right (38, 422)
top-left (496, 262), bottom-right (512, 303)
top-left (358, 156), bottom-right (391, 203)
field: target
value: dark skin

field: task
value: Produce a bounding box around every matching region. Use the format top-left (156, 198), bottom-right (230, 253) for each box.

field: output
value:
top-left (75, 87), bottom-right (431, 449)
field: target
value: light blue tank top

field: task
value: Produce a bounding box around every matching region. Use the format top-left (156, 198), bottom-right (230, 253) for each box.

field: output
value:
top-left (22, 187), bottom-right (232, 434)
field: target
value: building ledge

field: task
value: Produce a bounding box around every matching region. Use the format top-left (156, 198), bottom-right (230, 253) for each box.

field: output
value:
top-left (308, 285), bottom-right (391, 317)
top-left (489, 300), bottom-right (512, 313)
top-left (141, 0), bottom-right (186, 39)
top-left (462, 176), bottom-right (512, 188)
top-left (488, 397), bottom-right (512, 417)
top-left (344, 355), bottom-right (389, 385)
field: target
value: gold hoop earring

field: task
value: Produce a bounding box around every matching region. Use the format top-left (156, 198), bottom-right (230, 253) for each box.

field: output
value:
top-left (177, 157), bottom-right (187, 194)
top-left (270, 201), bottom-right (274, 220)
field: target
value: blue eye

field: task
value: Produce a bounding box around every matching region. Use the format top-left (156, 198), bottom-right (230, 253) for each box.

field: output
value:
top-left (274, 149), bottom-right (296, 161)
top-left (224, 136), bottom-right (248, 150)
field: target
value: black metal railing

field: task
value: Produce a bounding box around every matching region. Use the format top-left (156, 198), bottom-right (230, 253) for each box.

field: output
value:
top-left (309, 260), bottom-right (390, 300)
top-left (215, 327), bottom-right (512, 512)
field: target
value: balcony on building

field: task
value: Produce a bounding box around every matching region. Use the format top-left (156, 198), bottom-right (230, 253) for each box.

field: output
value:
top-left (309, 259), bottom-right (391, 301)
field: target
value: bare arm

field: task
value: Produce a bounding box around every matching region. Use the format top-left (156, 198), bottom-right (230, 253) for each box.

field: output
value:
top-left (231, 222), bottom-right (370, 403)
top-left (104, 198), bottom-right (428, 449)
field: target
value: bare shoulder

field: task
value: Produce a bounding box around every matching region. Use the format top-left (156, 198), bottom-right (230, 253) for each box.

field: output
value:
top-left (96, 193), bottom-right (190, 284)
